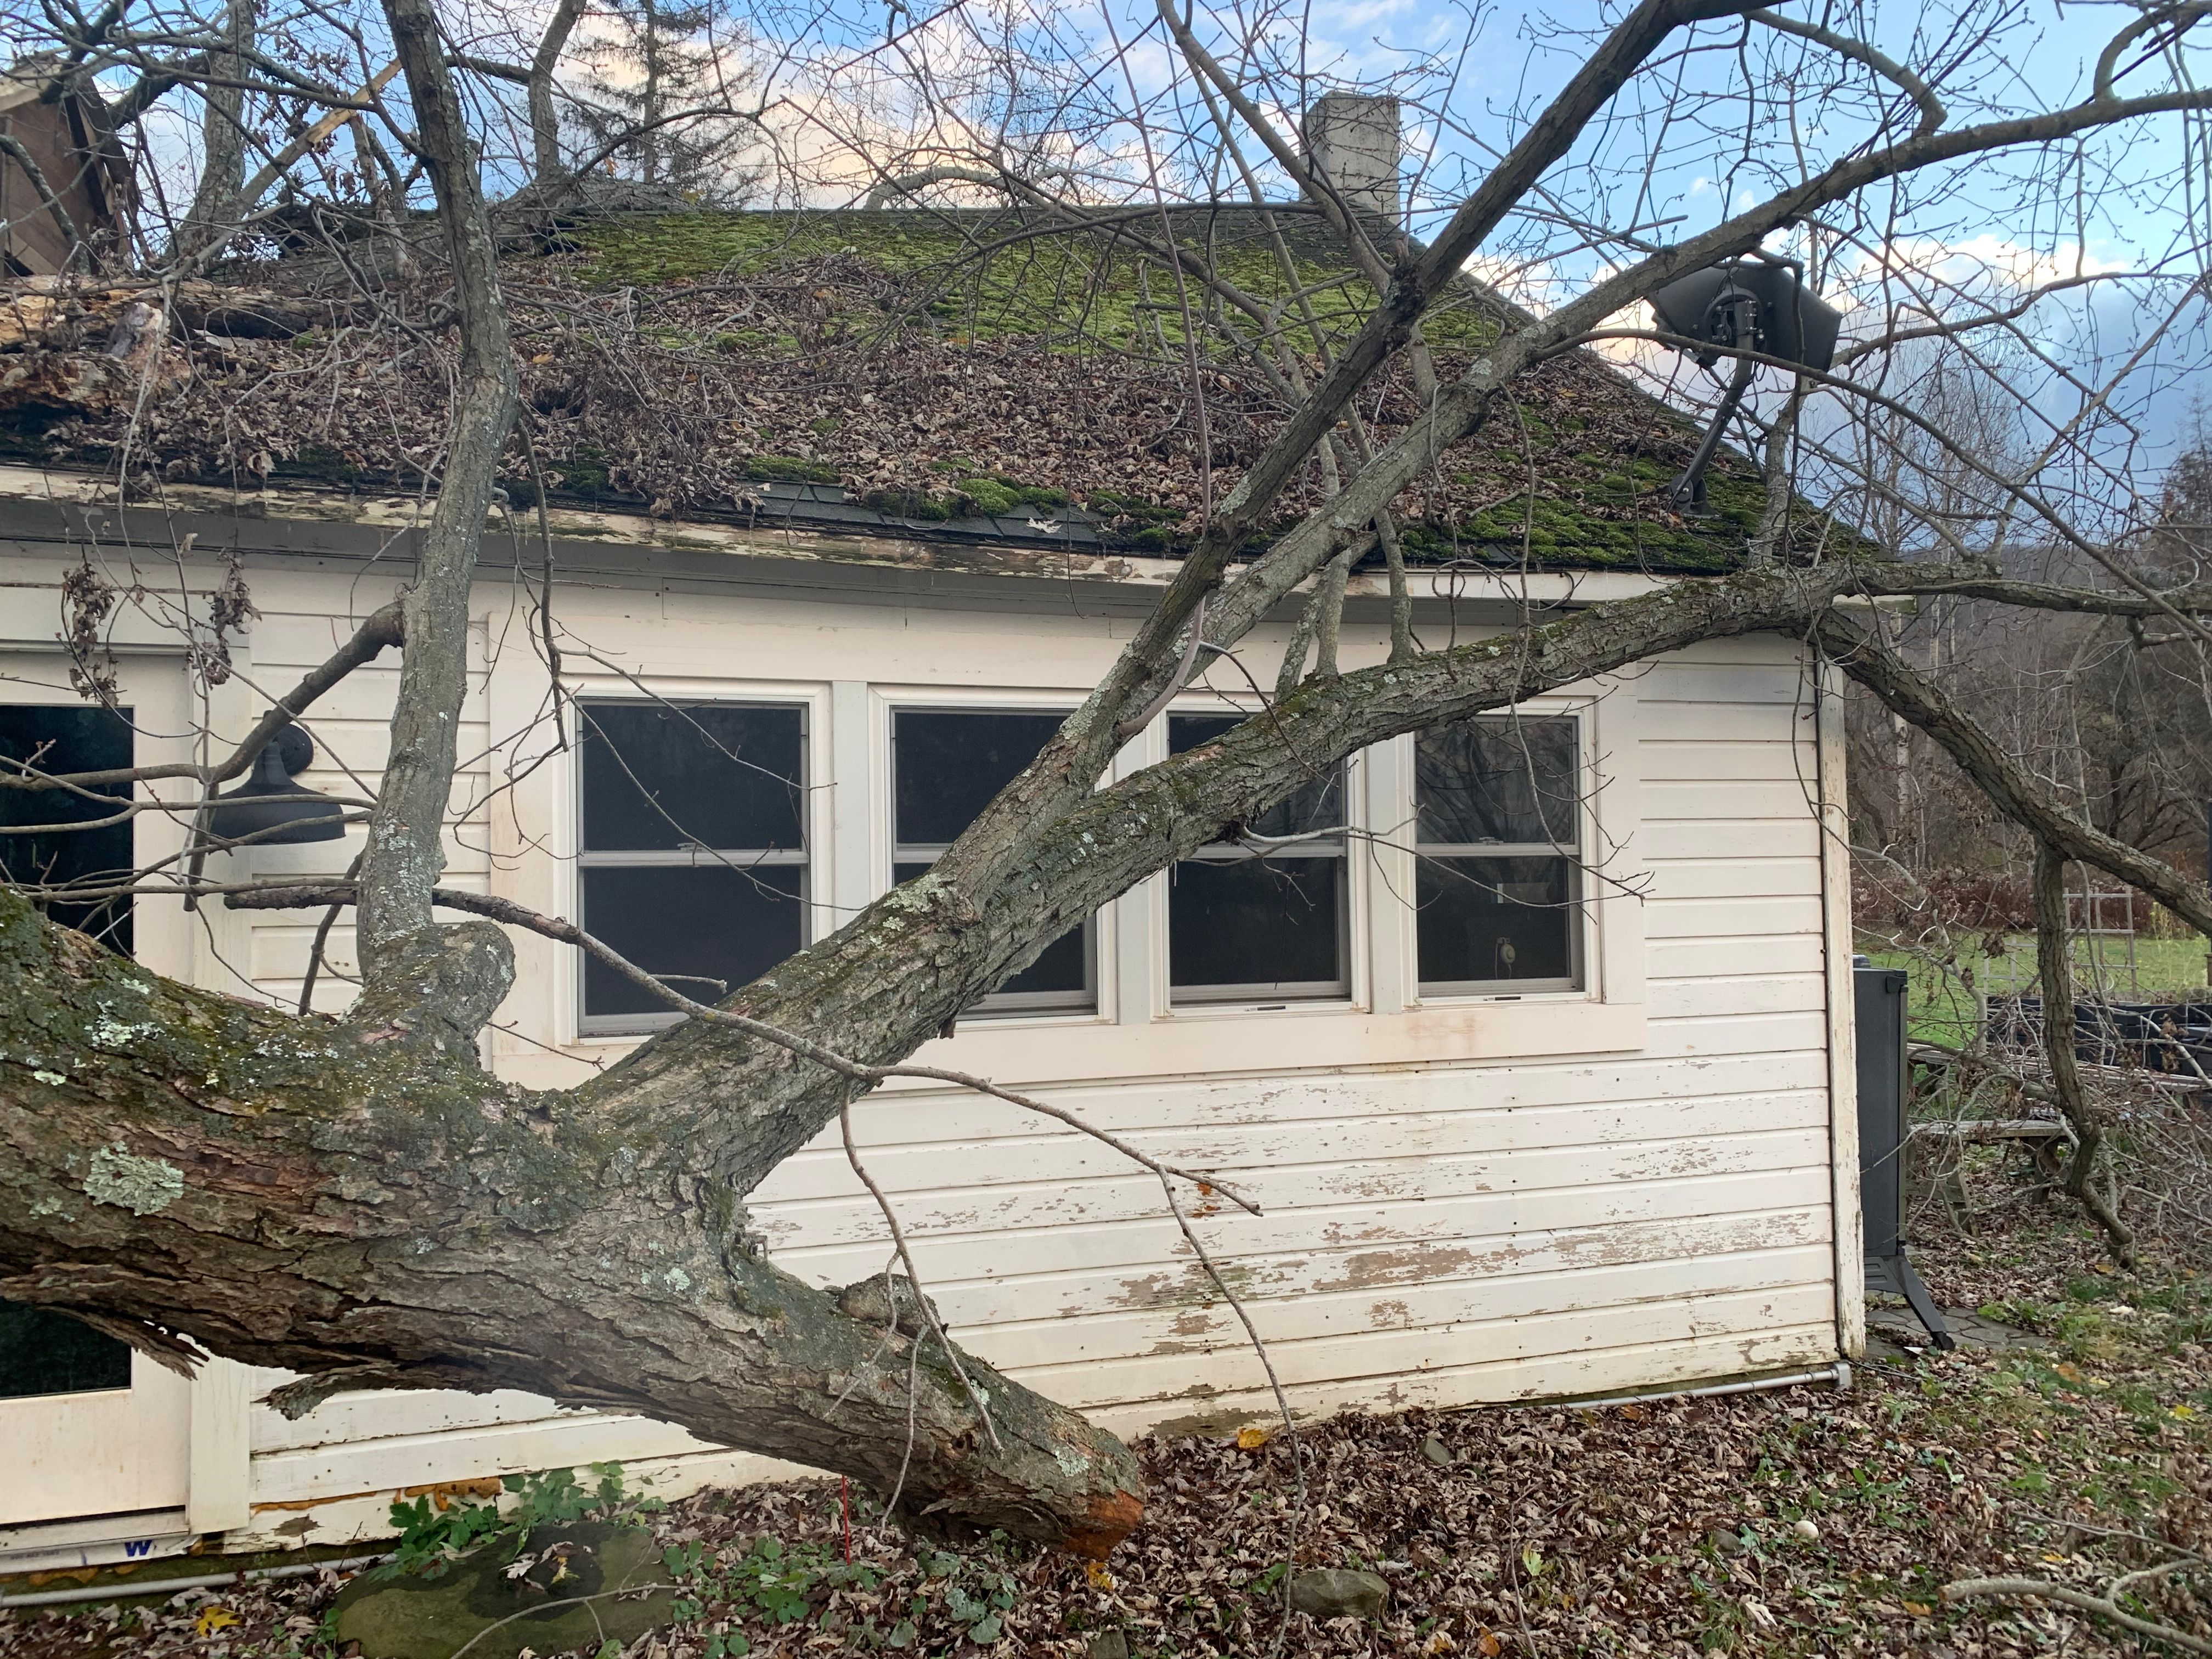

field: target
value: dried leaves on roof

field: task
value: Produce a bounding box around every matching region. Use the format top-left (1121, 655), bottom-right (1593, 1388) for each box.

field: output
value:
top-left (0, 209), bottom-right (1808, 572)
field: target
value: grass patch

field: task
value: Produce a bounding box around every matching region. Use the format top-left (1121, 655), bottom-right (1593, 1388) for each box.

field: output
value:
top-left (1861, 934), bottom-right (2209, 1046)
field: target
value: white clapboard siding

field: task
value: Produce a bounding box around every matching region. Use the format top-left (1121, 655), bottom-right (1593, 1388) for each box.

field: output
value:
top-left (753, 1129), bottom-right (1830, 1238)
top-left (71, 557), bottom-right (1846, 1547)
top-left (764, 1090), bottom-right (1830, 1192)
top-left (836, 1209), bottom-right (1839, 1339)
top-left (960, 1245), bottom-right (1836, 1374)
top-left (760, 1167), bottom-right (1838, 1298)
top-left (1078, 1325), bottom-right (1844, 1436)
top-left (1646, 934), bottom-right (1825, 979)
top-left (1013, 1284), bottom-right (1841, 1410)
top-left (253, 1412), bottom-right (719, 1504)
top-left (220, 603), bottom-right (495, 1012)
top-left (1648, 973), bottom-right (1824, 1019)
top-left (253, 1386), bottom-right (592, 1454)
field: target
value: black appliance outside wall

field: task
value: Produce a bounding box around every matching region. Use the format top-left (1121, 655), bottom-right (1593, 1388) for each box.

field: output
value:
top-left (1855, 957), bottom-right (1956, 1348)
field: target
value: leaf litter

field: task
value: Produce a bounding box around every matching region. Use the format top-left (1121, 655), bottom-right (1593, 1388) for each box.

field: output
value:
top-left (4, 1215), bottom-right (2205, 1658)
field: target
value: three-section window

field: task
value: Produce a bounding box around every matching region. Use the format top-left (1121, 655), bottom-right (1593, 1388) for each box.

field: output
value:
top-left (568, 697), bottom-right (1589, 1035)
top-left (891, 708), bottom-right (1095, 1014)
top-left (577, 701), bottom-right (809, 1032)
top-left (1414, 714), bottom-right (1583, 995)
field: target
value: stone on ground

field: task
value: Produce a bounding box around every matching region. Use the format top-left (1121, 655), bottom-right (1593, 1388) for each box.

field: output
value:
top-left (329, 1520), bottom-right (676, 1659)
top-left (1288, 1567), bottom-right (1390, 1620)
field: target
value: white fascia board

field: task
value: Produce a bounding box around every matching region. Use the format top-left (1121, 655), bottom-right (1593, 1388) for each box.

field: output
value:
top-left (0, 465), bottom-right (1673, 608)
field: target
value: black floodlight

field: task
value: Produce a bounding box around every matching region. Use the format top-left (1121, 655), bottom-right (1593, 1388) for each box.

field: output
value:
top-left (1649, 257), bottom-right (1843, 511)
top-left (206, 725), bottom-right (346, 846)
top-left (1649, 259), bottom-right (1842, 374)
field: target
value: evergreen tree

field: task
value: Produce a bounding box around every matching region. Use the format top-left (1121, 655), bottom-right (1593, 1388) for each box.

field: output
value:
top-left (562, 0), bottom-right (761, 205)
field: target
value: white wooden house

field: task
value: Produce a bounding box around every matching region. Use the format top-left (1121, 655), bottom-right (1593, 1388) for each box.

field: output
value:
top-left (0, 203), bottom-right (1863, 1572)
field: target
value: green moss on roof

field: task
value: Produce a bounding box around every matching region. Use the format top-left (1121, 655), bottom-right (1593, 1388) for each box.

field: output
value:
top-left (571, 208), bottom-right (1504, 359)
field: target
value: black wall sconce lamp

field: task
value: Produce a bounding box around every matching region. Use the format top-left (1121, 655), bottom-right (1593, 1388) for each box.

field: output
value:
top-left (1649, 256), bottom-right (1843, 512)
top-left (205, 725), bottom-right (346, 846)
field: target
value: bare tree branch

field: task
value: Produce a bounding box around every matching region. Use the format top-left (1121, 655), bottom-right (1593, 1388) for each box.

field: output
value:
top-left (1748, 8), bottom-right (1946, 136)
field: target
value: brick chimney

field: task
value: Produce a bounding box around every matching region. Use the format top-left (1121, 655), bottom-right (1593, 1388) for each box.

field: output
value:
top-left (1300, 92), bottom-right (1402, 219)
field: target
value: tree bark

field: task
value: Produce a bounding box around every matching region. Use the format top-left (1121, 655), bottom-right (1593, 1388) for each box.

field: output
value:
top-left (2031, 844), bottom-right (2137, 1263)
top-left (529, 0), bottom-right (588, 191)
top-left (354, 0), bottom-right (521, 1016)
top-left (168, 0), bottom-right (258, 263)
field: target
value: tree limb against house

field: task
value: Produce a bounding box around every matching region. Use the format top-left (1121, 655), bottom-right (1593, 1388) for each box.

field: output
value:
top-left (1, 0), bottom-right (2210, 1572)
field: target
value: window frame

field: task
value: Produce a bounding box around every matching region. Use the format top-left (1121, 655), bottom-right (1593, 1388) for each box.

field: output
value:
top-left (1410, 709), bottom-right (1588, 1002)
top-left (885, 698), bottom-right (1101, 1020)
top-left (1158, 699), bottom-right (1364, 1012)
top-left (571, 694), bottom-right (816, 1038)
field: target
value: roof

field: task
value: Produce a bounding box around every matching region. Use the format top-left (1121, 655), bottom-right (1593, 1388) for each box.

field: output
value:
top-left (0, 205), bottom-right (1822, 574)
top-left (0, 58), bottom-right (137, 278)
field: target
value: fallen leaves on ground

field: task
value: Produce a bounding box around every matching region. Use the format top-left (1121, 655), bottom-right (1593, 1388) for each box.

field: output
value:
top-left (4, 1216), bottom-right (2205, 1658)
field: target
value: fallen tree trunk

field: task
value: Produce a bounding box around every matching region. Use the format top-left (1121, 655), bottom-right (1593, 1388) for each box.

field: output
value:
top-left (0, 896), bottom-right (1143, 1554)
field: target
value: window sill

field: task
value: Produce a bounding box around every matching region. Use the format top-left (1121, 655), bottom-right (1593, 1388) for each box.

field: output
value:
top-left (957, 1005), bottom-right (1110, 1029)
top-left (568, 1003), bottom-right (1111, 1046)
top-left (1410, 985), bottom-right (1585, 1008)
top-left (1162, 994), bottom-right (1361, 1018)
top-left (884, 997), bottom-right (1647, 1092)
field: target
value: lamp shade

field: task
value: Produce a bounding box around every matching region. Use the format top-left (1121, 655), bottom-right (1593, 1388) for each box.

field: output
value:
top-left (206, 726), bottom-right (346, 846)
top-left (1649, 261), bottom-right (1842, 373)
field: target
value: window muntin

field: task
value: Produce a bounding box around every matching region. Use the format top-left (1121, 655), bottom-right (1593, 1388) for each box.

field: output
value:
top-left (891, 708), bottom-right (1093, 1014)
top-left (577, 701), bottom-right (807, 1031)
top-left (1414, 715), bottom-right (1583, 995)
top-left (1167, 712), bottom-right (1348, 1003)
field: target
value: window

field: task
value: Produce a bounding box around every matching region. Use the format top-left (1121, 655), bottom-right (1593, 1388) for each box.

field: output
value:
top-left (577, 701), bottom-right (807, 1031)
top-left (892, 709), bottom-right (1093, 1014)
top-left (1167, 713), bottom-right (1348, 1003)
top-left (0, 704), bottom-right (135, 955)
top-left (1414, 715), bottom-right (1582, 995)
top-left (0, 704), bottom-right (136, 1397)
top-left (0, 1301), bottom-right (131, 1397)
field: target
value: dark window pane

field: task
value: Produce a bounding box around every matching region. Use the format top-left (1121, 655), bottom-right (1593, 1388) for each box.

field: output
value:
top-left (893, 712), bottom-right (1095, 1011)
top-left (1170, 856), bottom-right (1343, 993)
top-left (1005, 924), bottom-right (1088, 997)
top-left (1168, 714), bottom-right (1341, 840)
top-left (0, 1300), bottom-right (131, 1398)
top-left (894, 860), bottom-right (1087, 998)
top-left (1417, 717), bottom-right (1577, 846)
top-left (1417, 856), bottom-right (1576, 985)
top-left (893, 711), bottom-right (1064, 847)
top-left (0, 704), bottom-right (135, 954)
top-left (581, 703), bottom-right (803, 853)
top-left (583, 865), bottom-right (803, 1017)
